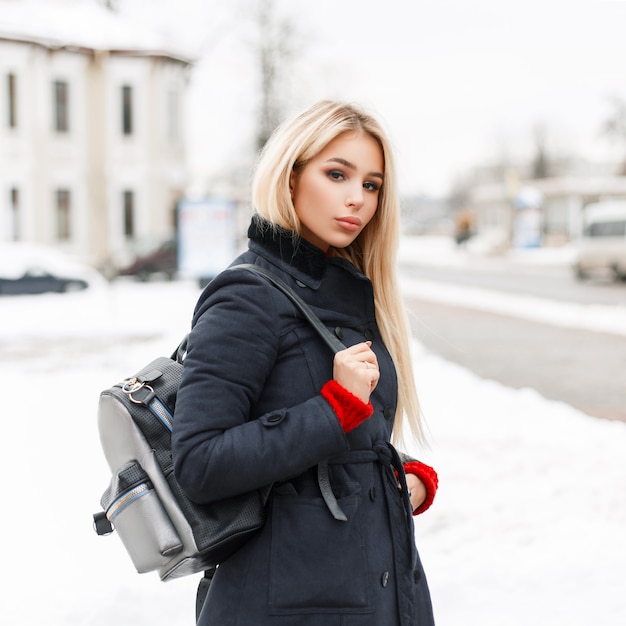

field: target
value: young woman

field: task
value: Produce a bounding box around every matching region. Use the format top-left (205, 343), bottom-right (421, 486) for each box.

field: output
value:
top-left (172, 100), bottom-right (438, 625)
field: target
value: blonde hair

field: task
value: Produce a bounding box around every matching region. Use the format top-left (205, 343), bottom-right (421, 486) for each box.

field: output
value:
top-left (251, 100), bottom-right (426, 448)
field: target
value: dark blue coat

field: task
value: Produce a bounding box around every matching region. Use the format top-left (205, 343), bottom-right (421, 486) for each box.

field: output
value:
top-left (172, 218), bottom-right (434, 625)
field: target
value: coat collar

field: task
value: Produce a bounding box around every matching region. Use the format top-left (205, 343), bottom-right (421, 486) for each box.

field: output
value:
top-left (247, 215), bottom-right (329, 282)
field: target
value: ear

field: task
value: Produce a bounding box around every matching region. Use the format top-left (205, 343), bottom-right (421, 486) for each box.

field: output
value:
top-left (289, 170), bottom-right (296, 201)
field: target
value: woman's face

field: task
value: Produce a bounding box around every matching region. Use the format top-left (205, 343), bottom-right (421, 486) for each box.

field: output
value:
top-left (290, 131), bottom-right (384, 252)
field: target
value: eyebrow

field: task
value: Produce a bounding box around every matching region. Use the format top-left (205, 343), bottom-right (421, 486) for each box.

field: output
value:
top-left (324, 157), bottom-right (384, 181)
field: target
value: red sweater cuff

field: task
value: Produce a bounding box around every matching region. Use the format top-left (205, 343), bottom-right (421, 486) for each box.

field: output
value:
top-left (320, 380), bottom-right (374, 433)
top-left (404, 461), bottom-right (438, 515)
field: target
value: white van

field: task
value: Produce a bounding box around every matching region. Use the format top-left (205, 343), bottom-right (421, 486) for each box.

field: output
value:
top-left (574, 201), bottom-right (626, 280)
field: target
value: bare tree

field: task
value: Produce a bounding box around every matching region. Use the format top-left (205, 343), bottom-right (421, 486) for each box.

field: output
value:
top-left (601, 94), bottom-right (626, 174)
top-left (250, 0), bottom-right (300, 150)
top-left (531, 123), bottom-right (550, 179)
top-left (98, 0), bottom-right (120, 11)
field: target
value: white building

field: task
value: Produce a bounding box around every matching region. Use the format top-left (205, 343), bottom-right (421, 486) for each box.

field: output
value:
top-left (0, 0), bottom-right (193, 272)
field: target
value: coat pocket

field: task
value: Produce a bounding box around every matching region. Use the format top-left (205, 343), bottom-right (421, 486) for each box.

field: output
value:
top-left (269, 492), bottom-right (373, 615)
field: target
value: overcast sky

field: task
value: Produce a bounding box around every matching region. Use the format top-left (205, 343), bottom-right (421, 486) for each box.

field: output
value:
top-left (120, 0), bottom-right (626, 196)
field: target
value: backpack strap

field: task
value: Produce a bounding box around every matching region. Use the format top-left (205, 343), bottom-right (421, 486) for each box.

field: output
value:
top-left (196, 567), bottom-right (217, 622)
top-left (170, 264), bottom-right (346, 361)
top-left (229, 263), bottom-right (347, 354)
top-left (231, 264), bottom-right (349, 522)
top-left (175, 263), bottom-right (351, 522)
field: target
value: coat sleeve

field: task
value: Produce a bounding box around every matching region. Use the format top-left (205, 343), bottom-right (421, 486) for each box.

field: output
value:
top-left (172, 269), bottom-right (349, 504)
top-left (399, 452), bottom-right (439, 515)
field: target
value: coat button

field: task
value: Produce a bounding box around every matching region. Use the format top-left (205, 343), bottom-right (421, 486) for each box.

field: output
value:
top-left (369, 486), bottom-right (376, 502)
top-left (334, 327), bottom-right (344, 340)
top-left (381, 571), bottom-right (390, 587)
top-left (364, 328), bottom-right (375, 341)
top-left (383, 406), bottom-right (394, 420)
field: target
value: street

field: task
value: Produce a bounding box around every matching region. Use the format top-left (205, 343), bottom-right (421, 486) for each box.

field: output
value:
top-left (400, 254), bottom-right (626, 422)
top-left (401, 261), bottom-right (626, 307)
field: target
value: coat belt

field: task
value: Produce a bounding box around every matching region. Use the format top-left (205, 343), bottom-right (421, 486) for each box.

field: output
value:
top-left (318, 441), bottom-right (412, 523)
top-left (317, 461), bottom-right (347, 521)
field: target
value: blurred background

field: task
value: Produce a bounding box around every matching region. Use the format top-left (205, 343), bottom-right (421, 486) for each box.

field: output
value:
top-left (1, 0), bottom-right (625, 417)
top-left (1, 1), bottom-right (625, 625)
top-left (4, 0), bottom-right (626, 269)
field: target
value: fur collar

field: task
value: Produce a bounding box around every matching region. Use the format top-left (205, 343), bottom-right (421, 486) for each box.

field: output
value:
top-left (247, 215), bottom-right (329, 280)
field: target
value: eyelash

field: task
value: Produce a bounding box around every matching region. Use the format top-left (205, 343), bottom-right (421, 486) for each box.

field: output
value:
top-left (327, 170), bottom-right (381, 192)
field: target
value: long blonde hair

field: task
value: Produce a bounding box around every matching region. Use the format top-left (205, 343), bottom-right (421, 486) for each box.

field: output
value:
top-left (251, 100), bottom-right (426, 448)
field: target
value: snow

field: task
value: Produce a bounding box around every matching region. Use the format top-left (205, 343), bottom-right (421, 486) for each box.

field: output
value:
top-left (1, 238), bottom-right (625, 626)
top-left (0, 0), bottom-right (193, 60)
top-left (0, 242), bottom-right (108, 284)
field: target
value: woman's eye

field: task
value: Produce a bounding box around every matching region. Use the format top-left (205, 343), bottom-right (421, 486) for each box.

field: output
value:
top-left (364, 181), bottom-right (381, 192)
top-left (327, 170), bottom-right (345, 181)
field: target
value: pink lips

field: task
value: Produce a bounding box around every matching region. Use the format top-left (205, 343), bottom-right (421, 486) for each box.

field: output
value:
top-left (335, 216), bottom-right (362, 232)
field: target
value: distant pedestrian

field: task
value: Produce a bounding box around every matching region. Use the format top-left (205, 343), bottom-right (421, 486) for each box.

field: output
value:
top-left (172, 100), bottom-right (438, 625)
top-left (455, 207), bottom-right (474, 246)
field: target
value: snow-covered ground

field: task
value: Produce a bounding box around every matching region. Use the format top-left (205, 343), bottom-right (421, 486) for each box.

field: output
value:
top-left (1, 238), bottom-right (625, 626)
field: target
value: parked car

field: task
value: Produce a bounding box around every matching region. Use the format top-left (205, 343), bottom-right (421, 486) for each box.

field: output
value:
top-left (573, 201), bottom-right (626, 281)
top-left (0, 243), bottom-right (97, 296)
top-left (117, 240), bottom-right (178, 281)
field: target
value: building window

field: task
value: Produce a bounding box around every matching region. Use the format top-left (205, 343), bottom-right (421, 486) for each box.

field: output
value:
top-left (122, 85), bottom-right (133, 135)
top-left (7, 73), bottom-right (17, 128)
top-left (9, 187), bottom-right (20, 240)
top-left (123, 190), bottom-right (135, 238)
top-left (53, 80), bottom-right (69, 133)
top-left (55, 189), bottom-right (71, 240)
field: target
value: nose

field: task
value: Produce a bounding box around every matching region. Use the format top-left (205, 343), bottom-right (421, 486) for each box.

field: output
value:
top-left (346, 184), bottom-right (364, 210)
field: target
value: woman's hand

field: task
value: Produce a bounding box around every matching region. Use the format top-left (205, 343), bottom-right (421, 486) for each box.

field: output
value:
top-left (333, 341), bottom-right (379, 404)
top-left (405, 473), bottom-right (428, 512)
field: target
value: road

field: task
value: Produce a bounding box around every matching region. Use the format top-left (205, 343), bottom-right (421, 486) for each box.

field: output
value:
top-left (400, 259), bottom-right (626, 423)
top-left (401, 260), bottom-right (626, 306)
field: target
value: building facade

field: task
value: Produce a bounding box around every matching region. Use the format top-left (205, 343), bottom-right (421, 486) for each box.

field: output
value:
top-left (466, 164), bottom-right (626, 251)
top-left (0, 0), bottom-right (192, 272)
